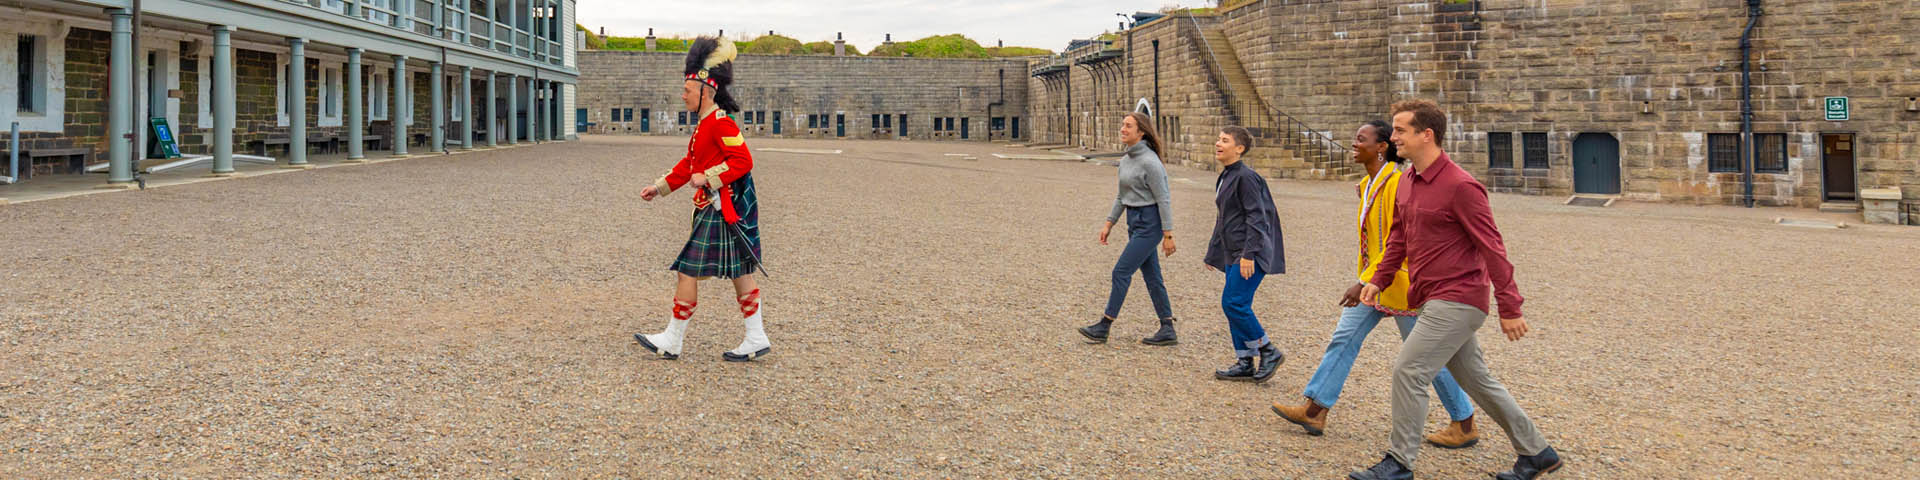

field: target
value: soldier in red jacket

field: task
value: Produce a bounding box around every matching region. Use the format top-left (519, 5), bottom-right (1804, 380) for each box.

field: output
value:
top-left (635, 37), bottom-right (770, 362)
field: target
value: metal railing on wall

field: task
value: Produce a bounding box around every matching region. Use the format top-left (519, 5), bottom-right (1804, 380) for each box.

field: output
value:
top-left (1177, 12), bottom-right (1351, 176)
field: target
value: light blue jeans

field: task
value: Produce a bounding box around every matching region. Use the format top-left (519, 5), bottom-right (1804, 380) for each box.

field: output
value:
top-left (1301, 304), bottom-right (1474, 422)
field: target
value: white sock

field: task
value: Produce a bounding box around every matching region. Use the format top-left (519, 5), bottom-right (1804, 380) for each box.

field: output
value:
top-left (729, 310), bottom-right (770, 355)
top-left (645, 318), bottom-right (690, 355)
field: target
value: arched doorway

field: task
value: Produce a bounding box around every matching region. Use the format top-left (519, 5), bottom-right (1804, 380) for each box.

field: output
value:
top-left (1572, 133), bottom-right (1621, 194)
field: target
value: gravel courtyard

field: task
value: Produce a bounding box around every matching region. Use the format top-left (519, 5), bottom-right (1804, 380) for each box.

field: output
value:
top-left (1, 135), bottom-right (1915, 478)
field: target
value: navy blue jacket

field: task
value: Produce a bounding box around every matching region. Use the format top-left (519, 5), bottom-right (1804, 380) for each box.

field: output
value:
top-left (1204, 161), bottom-right (1285, 273)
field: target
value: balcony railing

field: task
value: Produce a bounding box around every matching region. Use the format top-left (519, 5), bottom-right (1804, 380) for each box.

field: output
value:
top-left (270, 0), bottom-right (567, 68)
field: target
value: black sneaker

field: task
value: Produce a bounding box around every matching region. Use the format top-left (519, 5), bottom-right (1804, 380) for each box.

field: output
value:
top-left (1349, 455), bottom-right (1414, 480)
top-left (1140, 317), bottom-right (1178, 346)
top-left (1078, 318), bottom-right (1113, 343)
top-left (1214, 357), bottom-right (1257, 381)
top-left (1253, 343), bottom-right (1284, 383)
top-left (1492, 446), bottom-right (1562, 480)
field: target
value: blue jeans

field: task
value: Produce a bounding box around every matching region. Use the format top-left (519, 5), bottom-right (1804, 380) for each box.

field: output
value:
top-left (1104, 206), bottom-right (1174, 320)
top-left (1222, 262), bottom-right (1270, 358)
top-left (1301, 305), bottom-right (1475, 422)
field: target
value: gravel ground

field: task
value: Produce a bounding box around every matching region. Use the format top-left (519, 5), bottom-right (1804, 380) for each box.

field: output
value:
top-left (1, 135), bottom-right (1916, 478)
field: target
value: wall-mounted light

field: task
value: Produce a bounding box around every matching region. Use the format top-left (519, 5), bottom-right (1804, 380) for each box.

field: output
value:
top-left (1908, 97), bottom-right (1918, 112)
top-left (1641, 101), bottom-right (1653, 114)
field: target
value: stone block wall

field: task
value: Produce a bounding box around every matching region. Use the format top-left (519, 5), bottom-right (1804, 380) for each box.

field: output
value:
top-left (1029, 0), bottom-right (1920, 209)
top-left (577, 51), bottom-right (1031, 142)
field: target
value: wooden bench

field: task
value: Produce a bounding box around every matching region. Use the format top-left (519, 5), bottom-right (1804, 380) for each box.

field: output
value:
top-left (307, 134), bottom-right (339, 155)
top-left (248, 137), bottom-right (293, 156)
top-left (361, 135), bottom-right (386, 151)
top-left (5, 147), bottom-right (95, 179)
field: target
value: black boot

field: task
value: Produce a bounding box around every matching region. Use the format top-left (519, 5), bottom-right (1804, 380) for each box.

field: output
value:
top-left (1492, 446), bottom-right (1562, 480)
top-left (1214, 357), bottom-right (1257, 381)
top-left (1078, 317), bottom-right (1113, 343)
top-left (1348, 455), bottom-right (1413, 480)
top-left (1140, 317), bottom-right (1178, 346)
top-left (1252, 343), bottom-right (1284, 383)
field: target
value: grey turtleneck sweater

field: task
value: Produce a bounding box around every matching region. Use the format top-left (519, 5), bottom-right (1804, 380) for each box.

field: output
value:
top-left (1107, 141), bottom-right (1174, 232)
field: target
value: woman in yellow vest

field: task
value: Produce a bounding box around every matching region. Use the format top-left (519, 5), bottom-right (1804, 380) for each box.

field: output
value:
top-left (1271, 120), bottom-right (1479, 448)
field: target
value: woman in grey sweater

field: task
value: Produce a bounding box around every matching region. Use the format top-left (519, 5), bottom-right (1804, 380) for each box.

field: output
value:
top-left (1079, 112), bottom-right (1179, 346)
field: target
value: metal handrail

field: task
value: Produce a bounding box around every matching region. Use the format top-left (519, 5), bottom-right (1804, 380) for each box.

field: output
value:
top-left (1178, 12), bottom-right (1351, 173)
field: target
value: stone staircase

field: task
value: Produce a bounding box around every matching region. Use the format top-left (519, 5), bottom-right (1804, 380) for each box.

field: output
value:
top-left (1181, 17), bottom-right (1362, 181)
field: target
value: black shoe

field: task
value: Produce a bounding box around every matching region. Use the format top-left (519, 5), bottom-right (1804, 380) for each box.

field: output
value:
top-left (1491, 446), bottom-right (1562, 480)
top-left (1214, 357), bottom-right (1257, 381)
top-left (1140, 317), bottom-right (1178, 346)
top-left (1078, 318), bottom-right (1113, 343)
top-left (633, 333), bottom-right (679, 360)
top-left (1253, 343), bottom-right (1284, 383)
top-left (1349, 455), bottom-right (1414, 480)
top-left (721, 346), bottom-right (773, 362)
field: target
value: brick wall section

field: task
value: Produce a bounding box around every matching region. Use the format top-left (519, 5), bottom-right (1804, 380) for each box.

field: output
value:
top-left (1385, 0), bottom-right (1920, 207)
top-left (178, 41), bottom-right (203, 154)
top-left (47, 27), bottom-right (111, 174)
top-left (577, 51), bottom-right (1030, 142)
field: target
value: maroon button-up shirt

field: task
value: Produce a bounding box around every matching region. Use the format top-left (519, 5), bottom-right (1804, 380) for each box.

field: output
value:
top-left (1368, 153), bottom-right (1525, 319)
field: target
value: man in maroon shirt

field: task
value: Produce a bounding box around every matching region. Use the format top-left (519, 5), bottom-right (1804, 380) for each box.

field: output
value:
top-left (1348, 100), bottom-right (1561, 480)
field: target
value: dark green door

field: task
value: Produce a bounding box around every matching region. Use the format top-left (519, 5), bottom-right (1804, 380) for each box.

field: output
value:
top-left (1572, 133), bottom-right (1620, 194)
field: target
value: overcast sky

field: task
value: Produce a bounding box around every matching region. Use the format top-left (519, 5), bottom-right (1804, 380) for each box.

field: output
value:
top-left (576, 0), bottom-right (1189, 53)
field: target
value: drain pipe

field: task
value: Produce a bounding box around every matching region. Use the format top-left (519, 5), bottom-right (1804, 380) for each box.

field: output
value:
top-left (1739, 0), bottom-right (1762, 208)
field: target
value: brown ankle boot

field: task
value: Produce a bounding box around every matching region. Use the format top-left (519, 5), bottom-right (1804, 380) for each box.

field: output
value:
top-left (1425, 415), bottom-right (1480, 449)
top-left (1270, 400), bottom-right (1328, 436)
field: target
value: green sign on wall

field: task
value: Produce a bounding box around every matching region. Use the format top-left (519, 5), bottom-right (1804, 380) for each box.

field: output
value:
top-left (1824, 96), bottom-right (1850, 121)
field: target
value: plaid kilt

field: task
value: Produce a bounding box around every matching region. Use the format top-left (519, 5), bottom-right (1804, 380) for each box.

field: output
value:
top-left (670, 174), bottom-right (761, 278)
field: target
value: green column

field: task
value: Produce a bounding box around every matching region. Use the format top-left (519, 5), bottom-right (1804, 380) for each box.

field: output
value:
top-left (106, 8), bottom-right (134, 183)
top-left (287, 38), bottom-right (308, 166)
top-left (210, 25), bottom-right (235, 174)
top-left (485, 71), bottom-right (497, 147)
top-left (392, 55), bottom-right (408, 156)
top-left (459, 66), bottom-right (472, 149)
top-left (429, 61), bottom-right (444, 152)
top-left (346, 48), bottom-right (364, 160)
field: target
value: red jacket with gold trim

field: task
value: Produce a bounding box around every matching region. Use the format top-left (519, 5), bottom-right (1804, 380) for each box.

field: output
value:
top-left (652, 109), bottom-right (754, 224)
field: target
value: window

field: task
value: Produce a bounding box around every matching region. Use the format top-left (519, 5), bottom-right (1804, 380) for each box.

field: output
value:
top-left (279, 61), bottom-right (290, 121)
top-left (610, 108), bottom-right (620, 122)
top-left (1522, 132), bottom-right (1548, 169)
top-left (323, 67), bottom-right (341, 119)
top-left (806, 114), bottom-right (816, 129)
top-left (16, 34), bottom-right (42, 113)
top-left (1708, 133), bottom-right (1740, 173)
top-left (370, 71), bottom-right (388, 120)
top-left (991, 117), bottom-right (1005, 131)
top-left (871, 113), bottom-right (881, 132)
top-left (1756, 133), bottom-right (1787, 173)
top-left (1487, 132), bottom-right (1513, 169)
top-left (882, 114), bottom-right (892, 129)
top-left (756, 111), bottom-right (766, 124)
top-left (623, 108), bottom-right (633, 122)
top-left (678, 111), bottom-right (688, 125)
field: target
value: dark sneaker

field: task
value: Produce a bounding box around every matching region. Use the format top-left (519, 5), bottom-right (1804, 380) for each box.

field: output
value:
top-left (1214, 357), bottom-right (1257, 381)
top-left (1140, 317), bottom-right (1178, 346)
top-left (1491, 446), bottom-right (1562, 480)
top-left (1349, 455), bottom-right (1414, 480)
top-left (1252, 343), bottom-right (1284, 382)
top-left (1078, 317), bottom-right (1113, 343)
